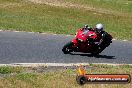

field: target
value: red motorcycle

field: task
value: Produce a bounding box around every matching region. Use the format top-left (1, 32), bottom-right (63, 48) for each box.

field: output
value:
top-left (62, 29), bottom-right (112, 55)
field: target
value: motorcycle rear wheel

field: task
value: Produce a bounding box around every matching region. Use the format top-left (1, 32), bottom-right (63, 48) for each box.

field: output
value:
top-left (91, 51), bottom-right (100, 56)
top-left (90, 46), bottom-right (100, 56)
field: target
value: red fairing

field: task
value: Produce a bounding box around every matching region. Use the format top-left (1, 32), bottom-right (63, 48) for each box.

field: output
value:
top-left (62, 28), bottom-right (112, 54)
top-left (70, 29), bottom-right (98, 52)
top-left (72, 38), bottom-right (78, 47)
top-left (62, 29), bottom-right (112, 55)
top-left (86, 31), bottom-right (97, 39)
top-left (72, 29), bottom-right (97, 43)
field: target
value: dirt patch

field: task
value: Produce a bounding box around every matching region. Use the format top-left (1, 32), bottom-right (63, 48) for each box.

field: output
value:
top-left (27, 0), bottom-right (128, 17)
top-left (28, 0), bottom-right (43, 4)
top-left (0, 3), bottom-right (22, 8)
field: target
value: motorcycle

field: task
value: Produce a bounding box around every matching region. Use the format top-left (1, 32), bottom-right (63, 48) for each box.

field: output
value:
top-left (62, 29), bottom-right (112, 55)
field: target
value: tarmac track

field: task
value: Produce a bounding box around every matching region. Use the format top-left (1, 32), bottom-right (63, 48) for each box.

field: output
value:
top-left (0, 31), bottom-right (132, 64)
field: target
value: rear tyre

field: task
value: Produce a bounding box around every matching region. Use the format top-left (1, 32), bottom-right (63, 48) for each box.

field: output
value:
top-left (91, 46), bottom-right (100, 56)
top-left (91, 51), bottom-right (99, 56)
top-left (62, 42), bottom-right (73, 54)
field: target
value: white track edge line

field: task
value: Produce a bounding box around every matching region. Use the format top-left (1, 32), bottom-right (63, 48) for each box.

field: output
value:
top-left (123, 40), bottom-right (128, 41)
top-left (0, 63), bottom-right (132, 67)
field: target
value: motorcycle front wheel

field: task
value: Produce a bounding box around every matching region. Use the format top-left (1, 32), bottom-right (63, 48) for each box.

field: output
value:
top-left (62, 41), bottom-right (73, 54)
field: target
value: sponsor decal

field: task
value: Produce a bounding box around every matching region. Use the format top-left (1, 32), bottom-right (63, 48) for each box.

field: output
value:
top-left (76, 65), bottom-right (131, 85)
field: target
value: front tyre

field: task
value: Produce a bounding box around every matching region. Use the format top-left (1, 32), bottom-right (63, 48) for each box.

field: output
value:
top-left (62, 41), bottom-right (73, 54)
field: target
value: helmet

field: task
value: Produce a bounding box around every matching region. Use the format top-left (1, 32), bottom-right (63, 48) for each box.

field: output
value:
top-left (95, 23), bottom-right (104, 32)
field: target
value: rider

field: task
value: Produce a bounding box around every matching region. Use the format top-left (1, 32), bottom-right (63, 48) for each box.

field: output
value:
top-left (86, 23), bottom-right (105, 47)
top-left (79, 24), bottom-right (110, 52)
top-left (93, 23), bottom-right (110, 48)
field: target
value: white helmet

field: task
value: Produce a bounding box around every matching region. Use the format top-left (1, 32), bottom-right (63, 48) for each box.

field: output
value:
top-left (95, 23), bottom-right (104, 32)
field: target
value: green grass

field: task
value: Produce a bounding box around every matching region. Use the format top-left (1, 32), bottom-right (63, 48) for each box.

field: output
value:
top-left (0, 0), bottom-right (132, 40)
top-left (0, 65), bottom-right (132, 88)
top-left (0, 66), bottom-right (23, 74)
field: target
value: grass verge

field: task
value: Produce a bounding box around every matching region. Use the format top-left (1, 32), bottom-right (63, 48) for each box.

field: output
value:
top-left (0, 64), bottom-right (132, 88)
top-left (0, 0), bottom-right (132, 40)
